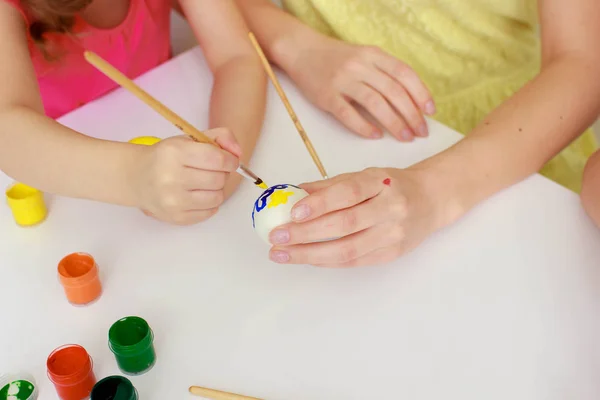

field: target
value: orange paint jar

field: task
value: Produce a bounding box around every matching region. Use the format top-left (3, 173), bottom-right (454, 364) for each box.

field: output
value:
top-left (58, 253), bottom-right (102, 306)
top-left (47, 344), bottom-right (96, 400)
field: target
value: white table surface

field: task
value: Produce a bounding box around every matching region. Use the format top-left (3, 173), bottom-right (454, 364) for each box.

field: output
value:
top-left (1, 46), bottom-right (600, 400)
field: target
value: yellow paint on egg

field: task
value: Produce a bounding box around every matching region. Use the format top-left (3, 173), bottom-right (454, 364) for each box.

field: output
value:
top-left (267, 190), bottom-right (294, 208)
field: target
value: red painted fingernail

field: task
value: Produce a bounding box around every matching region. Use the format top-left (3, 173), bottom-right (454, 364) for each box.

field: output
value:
top-left (291, 205), bottom-right (310, 221)
top-left (270, 229), bottom-right (290, 244)
top-left (383, 178), bottom-right (391, 186)
top-left (270, 251), bottom-right (290, 263)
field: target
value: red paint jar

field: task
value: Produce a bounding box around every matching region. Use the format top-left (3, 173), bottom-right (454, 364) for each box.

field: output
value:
top-left (47, 344), bottom-right (96, 400)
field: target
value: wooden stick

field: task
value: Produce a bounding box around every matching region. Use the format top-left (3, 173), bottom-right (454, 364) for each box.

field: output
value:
top-left (189, 385), bottom-right (263, 400)
top-left (83, 51), bottom-right (268, 189)
top-left (248, 32), bottom-right (329, 179)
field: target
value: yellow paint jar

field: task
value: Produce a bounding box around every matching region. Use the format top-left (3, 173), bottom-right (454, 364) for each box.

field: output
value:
top-left (6, 183), bottom-right (47, 226)
top-left (128, 136), bottom-right (161, 146)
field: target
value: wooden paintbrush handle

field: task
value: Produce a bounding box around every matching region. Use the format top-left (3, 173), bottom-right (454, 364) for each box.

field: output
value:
top-left (83, 51), bottom-right (214, 145)
top-left (189, 385), bottom-right (263, 400)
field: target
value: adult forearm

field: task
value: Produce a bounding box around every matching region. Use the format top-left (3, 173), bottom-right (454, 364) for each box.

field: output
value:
top-left (582, 151), bottom-right (600, 227)
top-left (0, 106), bottom-right (141, 206)
top-left (414, 56), bottom-right (600, 223)
top-left (209, 56), bottom-right (267, 197)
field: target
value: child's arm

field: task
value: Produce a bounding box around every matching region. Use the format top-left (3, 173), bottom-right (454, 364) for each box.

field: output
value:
top-left (0, 3), bottom-right (242, 225)
top-left (0, 3), bottom-right (142, 206)
top-left (582, 151), bottom-right (600, 227)
top-left (178, 0), bottom-right (267, 198)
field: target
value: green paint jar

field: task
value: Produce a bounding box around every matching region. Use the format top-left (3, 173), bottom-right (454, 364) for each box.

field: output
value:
top-left (0, 373), bottom-right (38, 400)
top-left (90, 376), bottom-right (138, 400)
top-left (108, 316), bottom-right (156, 375)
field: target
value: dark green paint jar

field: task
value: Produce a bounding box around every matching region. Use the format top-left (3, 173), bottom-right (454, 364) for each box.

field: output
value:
top-left (108, 316), bottom-right (156, 375)
top-left (90, 376), bottom-right (138, 400)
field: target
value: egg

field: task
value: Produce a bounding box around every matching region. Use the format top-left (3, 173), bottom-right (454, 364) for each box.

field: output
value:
top-left (252, 184), bottom-right (308, 244)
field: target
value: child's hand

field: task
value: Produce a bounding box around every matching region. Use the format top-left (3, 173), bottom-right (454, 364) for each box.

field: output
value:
top-left (287, 35), bottom-right (435, 142)
top-left (131, 128), bottom-right (241, 225)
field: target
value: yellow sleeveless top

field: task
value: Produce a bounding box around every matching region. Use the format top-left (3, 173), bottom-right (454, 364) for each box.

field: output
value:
top-left (283, 0), bottom-right (597, 192)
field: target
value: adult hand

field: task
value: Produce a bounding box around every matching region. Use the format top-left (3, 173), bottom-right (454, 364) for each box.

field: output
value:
top-left (287, 35), bottom-right (435, 142)
top-left (130, 128), bottom-right (241, 225)
top-left (267, 167), bottom-right (458, 267)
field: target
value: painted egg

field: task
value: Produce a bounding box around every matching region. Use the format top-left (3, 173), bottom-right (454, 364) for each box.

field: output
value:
top-left (252, 184), bottom-right (308, 244)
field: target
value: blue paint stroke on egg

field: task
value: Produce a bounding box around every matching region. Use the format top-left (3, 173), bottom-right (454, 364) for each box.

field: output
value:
top-left (252, 184), bottom-right (301, 228)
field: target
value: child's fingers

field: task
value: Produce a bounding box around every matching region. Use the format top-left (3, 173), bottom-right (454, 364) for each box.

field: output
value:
top-left (171, 208), bottom-right (219, 226)
top-left (186, 189), bottom-right (225, 211)
top-left (184, 143), bottom-right (239, 173)
top-left (210, 127), bottom-right (243, 157)
top-left (181, 169), bottom-right (228, 191)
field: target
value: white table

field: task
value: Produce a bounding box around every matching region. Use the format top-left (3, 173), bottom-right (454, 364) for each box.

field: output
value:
top-left (1, 47), bottom-right (600, 400)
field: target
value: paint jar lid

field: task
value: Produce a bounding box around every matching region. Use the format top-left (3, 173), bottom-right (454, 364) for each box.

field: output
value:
top-left (0, 372), bottom-right (38, 400)
top-left (47, 344), bottom-right (94, 386)
top-left (90, 376), bottom-right (138, 400)
top-left (108, 316), bottom-right (154, 356)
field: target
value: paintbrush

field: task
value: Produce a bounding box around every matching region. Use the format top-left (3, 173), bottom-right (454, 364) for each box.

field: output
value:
top-left (248, 32), bottom-right (328, 180)
top-left (83, 51), bottom-right (268, 190)
top-left (189, 385), bottom-right (263, 400)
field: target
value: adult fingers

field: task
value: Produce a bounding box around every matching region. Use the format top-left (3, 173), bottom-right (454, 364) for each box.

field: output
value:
top-left (269, 222), bottom-right (403, 265)
top-left (269, 196), bottom-right (385, 245)
top-left (290, 168), bottom-right (388, 223)
top-left (327, 95), bottom-right (383, 139)
top-left (364, 46), bottom-right (435, 116)
top-left (318, 245), bottom-right (404, 268)
top-left (360, 67), bottom-right (428, 137)
top-left (342, 82), bottom-right (413, 142)
top-left (298, 173), bottom-right (354, 193)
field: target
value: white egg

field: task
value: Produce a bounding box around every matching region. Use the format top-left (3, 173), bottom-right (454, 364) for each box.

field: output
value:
top-left (252, 184), bottom-right (309, 244)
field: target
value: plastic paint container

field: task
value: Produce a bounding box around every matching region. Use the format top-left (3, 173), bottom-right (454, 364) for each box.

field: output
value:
top-left (90, 376), bottom-right (138, 400)
top-left (58, 253), bottom-right (102, 306)
top-left (0, 372), bottom-right (38, 400)
top-left (108, 316), bottom-right (156, 375)
top-left (5, 183), bottom-right (47, 227)
top-left (47, 345), bottom-right (96, 400)
top-left (128, 136), bottom-right (161, 146)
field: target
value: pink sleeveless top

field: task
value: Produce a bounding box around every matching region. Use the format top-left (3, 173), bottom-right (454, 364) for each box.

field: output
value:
top-left (3, 0), bottom-right (172, 119)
